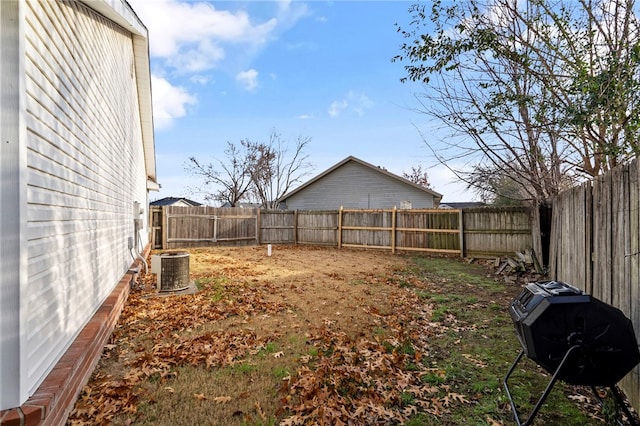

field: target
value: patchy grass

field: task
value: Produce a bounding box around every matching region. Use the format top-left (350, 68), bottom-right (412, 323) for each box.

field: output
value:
top-left (395, 255), bottom-right (602, 426)
top-left (68, 247), bottom-right (608, 425)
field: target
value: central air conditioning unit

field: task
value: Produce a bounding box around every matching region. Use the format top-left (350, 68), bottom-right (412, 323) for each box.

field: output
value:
top-left (151, 252), bottom-right (190, 292)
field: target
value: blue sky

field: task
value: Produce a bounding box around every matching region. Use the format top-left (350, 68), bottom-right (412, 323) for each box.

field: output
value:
top-left (128, 0), bottom-right (472, 204)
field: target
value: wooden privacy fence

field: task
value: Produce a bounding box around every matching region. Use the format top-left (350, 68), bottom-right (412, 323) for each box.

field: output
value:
top-left (150, 206), bottom-right (259, 250)
top-left (151, 205), bottom-right (533, 257)
top-left (550, 158), bottom-right (640, 412)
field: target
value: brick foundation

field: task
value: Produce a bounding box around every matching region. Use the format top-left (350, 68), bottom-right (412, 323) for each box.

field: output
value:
top-left (0, 250), bottom-right (148, 426)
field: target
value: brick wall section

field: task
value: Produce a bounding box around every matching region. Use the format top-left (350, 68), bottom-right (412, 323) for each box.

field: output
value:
top-left (0, 248), bottom-right (150, 426)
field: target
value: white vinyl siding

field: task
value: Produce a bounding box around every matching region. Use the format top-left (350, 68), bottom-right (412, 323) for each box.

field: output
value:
top-left (0, 0), bottom-right (27, 409)
top-left (22, 0), bottom-right (147, 396)
top-left (284, 162), bottom-right (436, 210)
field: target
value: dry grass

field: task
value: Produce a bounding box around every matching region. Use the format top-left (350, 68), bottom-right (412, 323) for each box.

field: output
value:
top-left (68, 245), bottom-right (605, 425)
top-left (69, 246), bottom-right (411, 425)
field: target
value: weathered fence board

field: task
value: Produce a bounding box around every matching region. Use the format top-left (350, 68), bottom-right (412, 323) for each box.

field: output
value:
top-left (150, 207), bottom-right (163, 249)
top-left (152, 206), bottom-right (258, 249)
top-left (395, 209), bottom-right (460, 254)
top-left (259, 210), bottom-right (295, 244)
top-left (341, 209), bottom-right (394, 250)
top-left (462, 207), bottom-right (532, 257)
top-left (151, 206), bottom-right (533, 257)
top-left (549, 183), bottom-right (592, 294)
top-left (296, 210), bottom-right (338, 245)
top-left (550, 158), bottom-right (640, 413)
top-left (629, 162), bottom-right (640, 408)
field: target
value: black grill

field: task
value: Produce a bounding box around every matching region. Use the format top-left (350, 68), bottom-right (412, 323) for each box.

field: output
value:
top-left (504, 280), bottom-right (640, 425)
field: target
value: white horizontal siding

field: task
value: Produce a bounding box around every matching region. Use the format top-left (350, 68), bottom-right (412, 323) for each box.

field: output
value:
top-left (0, 0), bottom-right (26, 410)
top-left (285, 162), bottom-right (436, 210)
top-left (23, 0), bottom-right (148, 396)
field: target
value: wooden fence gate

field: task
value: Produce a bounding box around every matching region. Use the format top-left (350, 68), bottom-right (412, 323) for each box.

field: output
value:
top-left (150, 206), bottom-right (258, 250)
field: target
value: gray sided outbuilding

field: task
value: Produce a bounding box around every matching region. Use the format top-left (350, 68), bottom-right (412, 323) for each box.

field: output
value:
top-left (279, 156), bottom-right (442, 210)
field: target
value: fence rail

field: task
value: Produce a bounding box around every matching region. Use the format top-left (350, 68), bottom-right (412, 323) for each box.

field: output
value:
top-left (150, 205), bottom-right (533, 257)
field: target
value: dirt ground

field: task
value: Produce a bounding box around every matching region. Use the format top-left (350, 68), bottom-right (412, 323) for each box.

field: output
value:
top-left (188, 245), bottom-right (413, 337)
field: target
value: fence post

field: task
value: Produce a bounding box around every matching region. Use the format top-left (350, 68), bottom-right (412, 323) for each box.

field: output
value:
top-left (392, 206), bottom-right (397, 254)
top-left (256, 209), bottom-right (261, 245)
top-left (530, 204), bottom-right (544, 273)
top-left (458, 209), bottom-right (464, 258)
top-left (338, 206), bottom-right (343, 249)
top-left (294, 210), bottom-right (298, 245)
top-left (162, 206), bottom-right (168, 250)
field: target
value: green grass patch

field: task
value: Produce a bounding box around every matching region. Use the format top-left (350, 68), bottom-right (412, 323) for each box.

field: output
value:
top-left (399, 255), bottom-right (600, 425)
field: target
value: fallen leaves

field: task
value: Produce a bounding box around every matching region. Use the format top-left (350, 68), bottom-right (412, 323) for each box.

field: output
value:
top-left (279, 285), bottom-right (473, 425)
top-left (68, 269), bottom-right (288, 425)
top-left (68, 247), bottom-right (483, 425)
top-left (213, 396), bottom-right (232, 404)
top-left (462, 353), bottom-right (488, 368)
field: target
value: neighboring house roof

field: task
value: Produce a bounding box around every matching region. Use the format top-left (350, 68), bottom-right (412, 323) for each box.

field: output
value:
top-left (150, 197), bottom-right (202, 207)
top-left (279, 156), bottom-right (443, 204)
top-left (439, 202), bottom-right (487, 209)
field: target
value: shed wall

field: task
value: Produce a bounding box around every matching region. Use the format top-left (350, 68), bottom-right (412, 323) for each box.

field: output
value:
top-left (283, 162), bottom-right (435, 210)
top-left (22, 0), bottom-right (148, 399)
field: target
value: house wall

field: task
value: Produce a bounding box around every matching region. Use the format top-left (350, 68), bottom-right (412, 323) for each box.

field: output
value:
top-left (0, 0), bottom-right (26, 410)
top-left (0, 0), bottom-right (149, 410)
top-left (283, 162), bottom-right (436, 210)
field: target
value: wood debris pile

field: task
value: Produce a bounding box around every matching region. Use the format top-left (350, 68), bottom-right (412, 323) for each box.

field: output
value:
top-left (467, 249), bottom-right (547, 286)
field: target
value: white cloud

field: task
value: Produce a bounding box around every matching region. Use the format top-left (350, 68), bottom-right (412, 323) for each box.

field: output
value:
top-left (428, 163), bottom-right (473, 201)
top-left (151, 75), bottom-right (197, 130)
top-left (328, 91), bottom-right (374, 117)
top-left (236, 69), bottom-right (259, 91)
top-left (165, 38), bottom-right (226, 73)
top-left (276, 1), bottom-right (311, 28)
top-left (129, 0), bottom-right (278, 73)
top-left (348, 91), bottom-right (374, 116)
top-left (190, 74), bottom-right (212, 85)
top-left (285, 40), bottom-right (318, 51)
top-left (328, 100), bottom-right (348, 117)
top-left (127, 0), bottom-right (309, 125)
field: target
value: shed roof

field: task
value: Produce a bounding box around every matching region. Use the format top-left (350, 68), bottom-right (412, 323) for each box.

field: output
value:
top-left (279, 156), bottom-right (443, 204)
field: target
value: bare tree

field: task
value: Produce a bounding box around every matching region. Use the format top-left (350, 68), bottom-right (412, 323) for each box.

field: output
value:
top-left (187, 130), bottom-right (314, 208)
top-left (185, 141), bottom-right (257, 206)
top-left (402, 164), bottom-right (432, 188)
top-left (394, 0), bottom-right (640, 205)
top-left (248, 131), bottom-right (314, 208)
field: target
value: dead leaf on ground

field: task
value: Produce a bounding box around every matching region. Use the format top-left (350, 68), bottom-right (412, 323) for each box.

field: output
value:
top-left (486, 416), bottom-right (504, 425)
